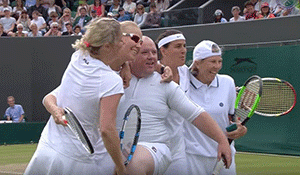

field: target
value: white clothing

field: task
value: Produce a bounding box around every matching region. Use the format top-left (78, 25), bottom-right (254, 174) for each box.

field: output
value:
top-left (117, 72), bottom-right (204, 145)
top-left (220, 18), bottom-right (228, 23)
top-left (134, 12), bottom-right (147, 28)
top-left (184, 73), bottom-right (237, 174)
top-left (12, 6), bottom-right (27, 15)
top-left (47, 6), bottom-right (56, 16)
top-left (71, 32), bottom-right (83, 36)
top-left (139, 142), bottom-right (172, 175)
top-left (229, 16), bottom-right (245, 22)
top-left (25, 141), bottom-right (114, 174)
top-left (0, 17), bottom-right (15, 31)
top-left (122, 1), bottom-right (136, 13)
top-left (117, 72), bottom-right (205, 174)
top-left (184, 74), bottom-right (236, 157)
top-left (31, 17), bottom-right (46, 32)
top-left (25, 50), bottom-right (124, 174)
top-left (164, 65), bottom-right (191, 175)
top-left (186, 152), bottom-right (236, 175)
top-left (0, 6), bottom-right (12, 12)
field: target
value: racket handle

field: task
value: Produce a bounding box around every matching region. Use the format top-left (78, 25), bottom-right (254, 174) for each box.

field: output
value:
top-left (212, 159), bottom-right (224, 175)
top-left (226, 123), bottom-right (237, 132)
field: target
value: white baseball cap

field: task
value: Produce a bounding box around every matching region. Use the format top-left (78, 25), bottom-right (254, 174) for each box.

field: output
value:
top-left (3, 7), bottom-right (10, 12)
top-left (193, 40), bottom-right (221, 61)
top-left (189, 40), bottom-right (221, 68)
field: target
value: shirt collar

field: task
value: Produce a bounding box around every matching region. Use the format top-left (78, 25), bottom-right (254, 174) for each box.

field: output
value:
top-left (190, 74), bottom-right (219, 89)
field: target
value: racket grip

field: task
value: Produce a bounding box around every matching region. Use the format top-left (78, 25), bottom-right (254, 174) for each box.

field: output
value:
top-left (226, 123), bottom-right (237, 132)
top-left (212, 159), bottom-right (224, 175)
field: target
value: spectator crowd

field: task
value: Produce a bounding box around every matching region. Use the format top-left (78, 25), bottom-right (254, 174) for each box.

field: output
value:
top-left (0, 0), bottom-right (300, 37)
top-left (214, 0), bottom-right (300, 23)
top-left (0, 0), bottom-right (172, 37)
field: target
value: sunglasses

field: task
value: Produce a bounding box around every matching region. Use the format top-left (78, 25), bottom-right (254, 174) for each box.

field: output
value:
top-left (53, 26), bottom-right (58, 28)
top-left (123, 33), bottom-right (143, 44)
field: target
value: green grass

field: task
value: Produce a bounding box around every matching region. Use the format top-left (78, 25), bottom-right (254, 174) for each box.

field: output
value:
top-left (236, 153), bottom-right (300, 175)
top-left (0, 144), bottom-right (37, 165)
top-left (0, 144), bottom-right (299, 174)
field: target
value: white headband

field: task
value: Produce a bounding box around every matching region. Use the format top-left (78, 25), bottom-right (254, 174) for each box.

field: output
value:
top-left (158, 34), bottom-right (186, 48)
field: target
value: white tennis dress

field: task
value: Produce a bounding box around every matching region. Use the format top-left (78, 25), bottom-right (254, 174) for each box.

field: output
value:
top-left (116, 72), bottom-right (205, 175)
top-left (184, 73), bottom-right (237, 175)
top-left (24, 50), bottom-right (124, 175)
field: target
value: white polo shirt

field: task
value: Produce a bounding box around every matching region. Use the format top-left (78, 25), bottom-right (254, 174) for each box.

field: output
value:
top-left (40, 50), bottom-right (124, 161)
top-left (117, 72), bottom-right (205, 146)
top-left (184, 74), bottom-right (236, 157)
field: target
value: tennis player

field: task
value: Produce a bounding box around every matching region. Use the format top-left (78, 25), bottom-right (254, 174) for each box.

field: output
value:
top-left (116, 36), bottom-right (232, 175)
top-left (185, 40), bottom-right (247, 175)
top-left (155, 29), bottom-right (190, 175)
top-left (24, 18), bottom-right (142, 175)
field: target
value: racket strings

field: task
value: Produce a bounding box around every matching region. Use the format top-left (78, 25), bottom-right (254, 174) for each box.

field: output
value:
top-left (121, 109), bottom-right (138, 156)
top-left (65, 114), bottom-right (91, 151)
top-left (237, 81), bottom-right (260, 122)
top-left (256, 81), bottom-right (295, 114)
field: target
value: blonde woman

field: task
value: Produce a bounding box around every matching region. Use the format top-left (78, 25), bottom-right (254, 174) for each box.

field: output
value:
top-left (24, 18), bottom-right (143, 175)
top-left (44, 22), bottom-right (61, 36)
top-left (134, 4), bottom-right (147, 28)
top-left (14, 23), bottom-right (28, 37)
top-left (27, 23), bottom-right (43, 37)
top-left (58, 8), bottom-right (74, 33)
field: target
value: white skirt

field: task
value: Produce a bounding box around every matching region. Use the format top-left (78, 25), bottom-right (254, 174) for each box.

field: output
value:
top-left (24, 141), bottom-right (115, 175)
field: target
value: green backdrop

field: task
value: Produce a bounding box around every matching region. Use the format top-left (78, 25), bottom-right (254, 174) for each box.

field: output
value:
top-left (188, 45), bottom-right (300, 156)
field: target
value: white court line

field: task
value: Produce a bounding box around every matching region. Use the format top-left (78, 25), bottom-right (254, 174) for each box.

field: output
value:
top-left (237, 151), bottom-right (300, 159)
top-left (0, 170), bottom-right (23, 175)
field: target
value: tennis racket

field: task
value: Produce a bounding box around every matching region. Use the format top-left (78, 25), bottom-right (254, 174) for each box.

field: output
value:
top-left (212, 75), bottom-right (263, 175)
top-left (119, 104), bottom-right (141, 166)
top-left (62, 107), bottom-right (94, 154)
top-left (254, 78), bottom-right (296, 117)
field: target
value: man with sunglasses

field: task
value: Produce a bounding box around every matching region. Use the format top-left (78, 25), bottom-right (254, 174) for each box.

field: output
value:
top-left (116, 36), bottom-right (232, 175)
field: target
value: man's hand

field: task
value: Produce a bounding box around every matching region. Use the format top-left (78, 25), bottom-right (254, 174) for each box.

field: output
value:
top-left (120, 62), bottom-right (132, 88)
top-left (160, 66), bottom-right (173, 83)
top-left (217, 141), bottom-right (232, 169)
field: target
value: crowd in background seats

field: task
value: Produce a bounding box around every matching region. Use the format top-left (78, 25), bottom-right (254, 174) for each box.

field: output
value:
top-left (0, 0), bottom-right (173, 37)
top-left (214, 0), bottom-right (300, 23)
top-left (1, 0), bottom-right (300, 37)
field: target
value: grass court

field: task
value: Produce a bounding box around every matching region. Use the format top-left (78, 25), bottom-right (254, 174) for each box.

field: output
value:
top-left (0, 144), bottom-right (299, 175)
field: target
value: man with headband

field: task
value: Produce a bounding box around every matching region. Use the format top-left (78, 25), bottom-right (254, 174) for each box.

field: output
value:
top-left (116, 36), bottom-right (232, 174)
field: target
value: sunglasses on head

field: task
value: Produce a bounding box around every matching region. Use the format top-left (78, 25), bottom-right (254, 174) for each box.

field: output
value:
top-left (123, 33), bottom-right (143, 44)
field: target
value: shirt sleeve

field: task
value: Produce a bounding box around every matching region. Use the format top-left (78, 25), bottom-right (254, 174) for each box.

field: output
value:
top-left (228, 77), bottom-right (236, 115)
top-left (42, 85), bottom-right (61, 105)
top-left (167, 82), bottom-right (205, 122)
top-left (19, 105), bottom-right (25, 115)
top-left (5, 108), bottom-right (10, 117)
top-left (102, 72), bottom-right (124, 98)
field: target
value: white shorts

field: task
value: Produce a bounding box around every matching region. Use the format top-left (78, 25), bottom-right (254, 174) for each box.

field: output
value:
top-left (186, 153), bottom-right (236, 175)
top-left (24, 142), bottom-right (115, 175)
top-left (139, 142), bottom-right (172, 175)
